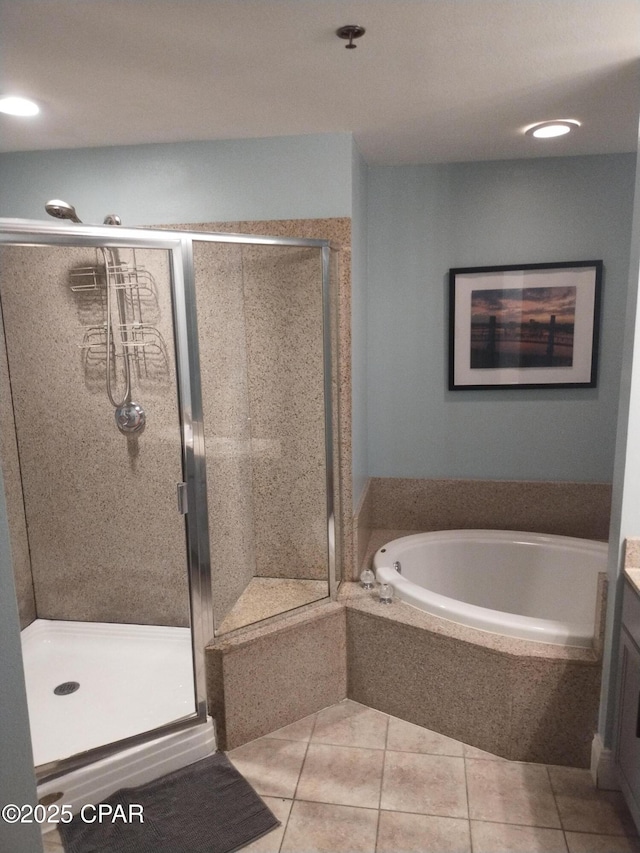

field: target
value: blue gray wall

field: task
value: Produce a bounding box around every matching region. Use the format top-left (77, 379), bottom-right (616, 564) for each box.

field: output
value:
top-left (0, 133), bottom-right (353, 224)
top-left (0, 140), bottom-right (636, 493)
top-left (367, 154), bottom-right (636, 483)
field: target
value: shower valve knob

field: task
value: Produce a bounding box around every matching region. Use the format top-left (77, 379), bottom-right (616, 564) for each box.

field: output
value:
top-left (114, 401), bottom-right (146, 434)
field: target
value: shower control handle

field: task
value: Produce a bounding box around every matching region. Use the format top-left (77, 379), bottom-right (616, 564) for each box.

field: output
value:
top-left (177, 482), bottom-right (188, 515)
top-left (114, 401), bottom-right (145, 434)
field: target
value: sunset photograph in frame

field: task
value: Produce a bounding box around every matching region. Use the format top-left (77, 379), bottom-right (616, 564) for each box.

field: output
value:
top-left (448, 261), bottom-right (603, 390)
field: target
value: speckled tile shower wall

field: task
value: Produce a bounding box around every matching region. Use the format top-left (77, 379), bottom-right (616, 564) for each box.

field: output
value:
top-left (234, 219), bottom-right (353, 581)
top-left (0, 284), bottom-right (35, 629)
top-left (241, 244), bottom-right (327, 579)
top-left (0, 245), bottom-right (189, 626)
top-left (192, 241), bottom-right (256, 626)
top-left (191, 219), bottom-right (352, 628)
top-left (194, 240), bottom-right (329, 632)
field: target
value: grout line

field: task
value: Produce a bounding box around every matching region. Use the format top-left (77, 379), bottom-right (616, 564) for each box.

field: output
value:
top-left (545, 763), bottom-right (566, 836)
top-left (275, 713), bottom-right (320, 853)
top-left (374, 808), bottom-right (383, 853)
top-left (464, 755), bottom-right (473, 851)
top-left (467, 815), bottom-right (568, 831)
top-left (545, 764), bottom-right (569, 853)
top-left (377, 713), bottom-right (390, 814)
top-left (389, 745), bottom-right (466, 758)
top-left (275, 798), bottom-right (291, 853)
top-left (289, 712), bottom-right (318, 803)
top-left (295, 739), bottom-right (387, 753)
top-left (295, 798), bottom-right (379, 812)
top-left (378, 807), bottom-right (554, 823)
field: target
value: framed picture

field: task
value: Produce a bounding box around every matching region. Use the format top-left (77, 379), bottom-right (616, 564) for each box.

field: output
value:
top-left (448, 261), bottom-right (603, 390)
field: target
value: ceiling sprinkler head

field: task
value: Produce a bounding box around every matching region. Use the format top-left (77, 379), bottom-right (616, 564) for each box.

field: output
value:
top-left (336, 25), bottom-right (365, 48)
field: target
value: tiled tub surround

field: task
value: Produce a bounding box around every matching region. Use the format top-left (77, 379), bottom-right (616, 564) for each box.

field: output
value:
top-left (355, 477), bottom-right (612, 581)
top-left (343, 584), bottom-right (603, 769)
top-left (206, 603), bottom-right (347, 750)
top-left (0, 245), bottom-right (189, 626)
top-left (205, 581), bottom-right (604, 767)
top-left (44, 699), bottom-right (640, 853)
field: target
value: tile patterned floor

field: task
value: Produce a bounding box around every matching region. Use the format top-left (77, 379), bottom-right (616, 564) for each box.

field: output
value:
top-left (42, 699), bottom-right (640, 853)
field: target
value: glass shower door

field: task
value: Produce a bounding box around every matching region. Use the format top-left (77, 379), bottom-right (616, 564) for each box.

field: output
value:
top-left (191, 236), bottom-right (338, 635)
top-left (0, 223), bottom-right (211, 780)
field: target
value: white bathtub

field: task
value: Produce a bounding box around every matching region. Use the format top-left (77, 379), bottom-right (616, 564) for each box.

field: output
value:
top-left (373, 530), bottom-right (608, 647)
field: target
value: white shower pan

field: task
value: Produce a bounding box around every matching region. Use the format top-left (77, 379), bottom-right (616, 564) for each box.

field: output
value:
top-left (21, 619), bottom-right (215, 831)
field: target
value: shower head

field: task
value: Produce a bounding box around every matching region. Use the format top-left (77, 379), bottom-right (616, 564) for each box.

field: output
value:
top-left (45, 199), bottom-right (82, 223)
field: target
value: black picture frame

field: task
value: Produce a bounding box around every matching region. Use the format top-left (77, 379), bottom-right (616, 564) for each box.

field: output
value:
top-left (448, 260), bottom-right (603, 390)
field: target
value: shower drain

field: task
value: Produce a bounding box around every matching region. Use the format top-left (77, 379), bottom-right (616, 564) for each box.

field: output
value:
top-left (53, 681), bottom-right (80, 696)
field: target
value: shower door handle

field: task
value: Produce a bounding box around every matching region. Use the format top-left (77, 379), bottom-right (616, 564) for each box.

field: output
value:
top-left (176, 482), bottom-right (188, 515)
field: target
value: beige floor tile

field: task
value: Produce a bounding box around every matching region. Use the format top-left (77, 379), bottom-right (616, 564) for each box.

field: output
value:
top-left (296, 743), bottom-right (385, 809)
top-left (386, 716), bottom-right (464, 756)
top-left (240, 797), bottom-right (293, 853)
top-left (463, 742), bottom-right (506, 760)
top-left (565, 832), bottom-right (640, 853)
top-left (376, 810), bottom-right (471, 853)
top-left (548, 767), bottom-right (636, 836)
top-left (267, 713), bottom-right (317, 742)
top-left (466, 759), bottom-right (561, 828)
top-left (280, 800), bottom-right (378, 853)
top-left (311, 699), bottom-right (389, 749)
top-left (380, 751), bottom-right (468, 818)
top-left (42, 830), bottom-right (65, 852)
top-left (228, 737), bottom-right (308, 798)
top-left (471, 820), bottom-right (568, 852)
top-left (548, 767), bottom-right (610, 797)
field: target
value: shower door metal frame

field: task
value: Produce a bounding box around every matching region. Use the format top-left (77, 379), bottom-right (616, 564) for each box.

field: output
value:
top-left (171, 230), bottom-right (340, 632)
top-left (0, 219), bottom-right (212, 783)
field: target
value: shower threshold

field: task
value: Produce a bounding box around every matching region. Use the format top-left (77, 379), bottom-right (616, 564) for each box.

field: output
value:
top-left (21, 619), bottom-right (215, 830)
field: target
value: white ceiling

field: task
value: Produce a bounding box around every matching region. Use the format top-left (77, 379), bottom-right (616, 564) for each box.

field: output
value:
top-left (0, 0), bottom-right (638, 164)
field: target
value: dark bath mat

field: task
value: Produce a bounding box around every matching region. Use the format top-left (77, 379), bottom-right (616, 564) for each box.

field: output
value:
top-left (58, 752), bottom-right (280, 853)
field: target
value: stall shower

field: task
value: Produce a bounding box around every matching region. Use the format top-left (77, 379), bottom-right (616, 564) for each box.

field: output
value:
top-left (0, 216), bottom-right (339, 819)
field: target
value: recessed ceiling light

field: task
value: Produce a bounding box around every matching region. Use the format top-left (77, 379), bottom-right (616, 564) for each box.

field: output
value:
top-left (525, 120), bottom-right (581, 139)
top-left (0, 96), bottom-right (40, 116)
